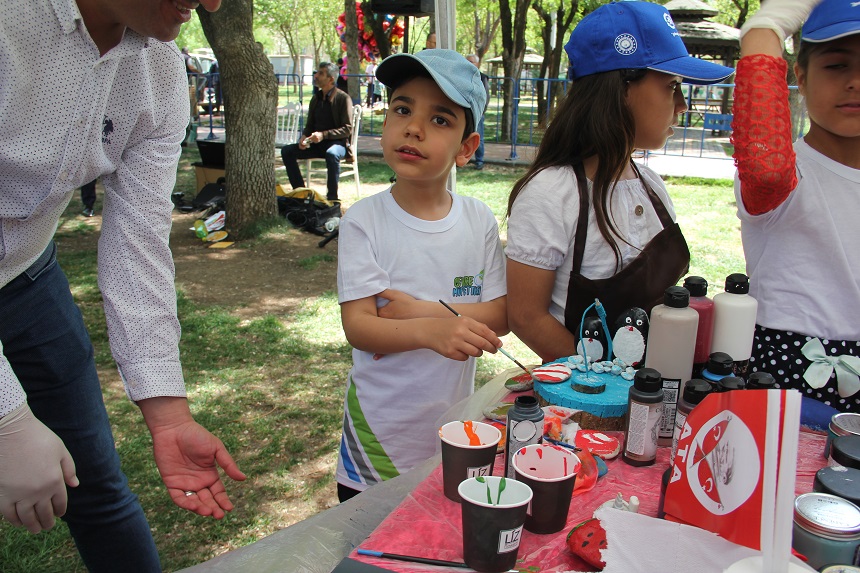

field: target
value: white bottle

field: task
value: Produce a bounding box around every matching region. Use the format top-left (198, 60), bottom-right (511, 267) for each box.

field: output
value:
top-left (710, 273), bottom-right (758, 378)
top-left (645, 287), bottom-right (699, 447)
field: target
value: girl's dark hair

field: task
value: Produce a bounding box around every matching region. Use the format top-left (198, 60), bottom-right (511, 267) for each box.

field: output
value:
top-left (507, 68), bottom-right (647, 269)
top-left (385, 69), bottom-right (475, 140)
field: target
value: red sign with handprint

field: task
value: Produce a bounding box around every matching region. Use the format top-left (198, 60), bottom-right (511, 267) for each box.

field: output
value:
top-left (664, 390), bottom-right (780, 549)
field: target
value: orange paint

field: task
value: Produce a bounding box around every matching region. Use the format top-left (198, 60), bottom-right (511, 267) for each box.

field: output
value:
top-left (463, 420), bottom-right (481, 446)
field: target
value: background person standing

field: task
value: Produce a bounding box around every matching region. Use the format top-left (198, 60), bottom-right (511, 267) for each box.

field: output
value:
top-left (465, 54), bottom-right (490, 170)
top-left (0, 0), bottom-right (245, 571)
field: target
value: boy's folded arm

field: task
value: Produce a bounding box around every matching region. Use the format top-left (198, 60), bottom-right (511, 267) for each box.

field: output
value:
top-left (377, 289), bottom-right (509, 336)
top-left (448, 297), bottom-right (509, 336)
top-left (341, 296), bottom-right (502, 361)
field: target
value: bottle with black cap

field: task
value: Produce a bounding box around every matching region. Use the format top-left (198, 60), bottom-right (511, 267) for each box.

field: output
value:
top-left (716, 376), bottom-right (746, 392)
top-left (701, 352), bottom-right (734, 390)
top-left (671, 379), bottom-right (713, 463)
top-left (683, 276), bottom-right (714, 378)
top-left (645, 286), bottom-right (699, 446)
top-left (711, 273), bottom-right (758, 377)
top-left (623, 368), bottom-right (664, 467)
top-left (747, 371), bottom-right (776, 390)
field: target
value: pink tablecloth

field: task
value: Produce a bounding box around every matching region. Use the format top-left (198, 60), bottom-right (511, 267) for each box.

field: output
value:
top-left (351, 430), bottom-right (827, 572)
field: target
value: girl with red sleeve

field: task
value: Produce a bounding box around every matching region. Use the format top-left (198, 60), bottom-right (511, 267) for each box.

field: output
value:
top-left (733, 0), bottom-right (860, 413)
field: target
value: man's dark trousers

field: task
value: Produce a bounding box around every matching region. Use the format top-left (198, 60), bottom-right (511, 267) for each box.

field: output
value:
top-left (280, 139), bottom-right (347, 202)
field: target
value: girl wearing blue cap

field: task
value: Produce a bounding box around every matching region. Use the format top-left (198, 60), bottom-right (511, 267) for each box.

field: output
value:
top-left (733, 0), bottom-right (860, 413)
top-left (505, 1), bottom-right (733, 362)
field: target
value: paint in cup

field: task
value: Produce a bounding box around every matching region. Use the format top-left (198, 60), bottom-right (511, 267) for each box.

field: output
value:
top-left (439, 420), bottom-right (501, 502)
top-left (511, 443), bottom-right (581, 534)
top-left (458, 475), bottom-right (533, 573)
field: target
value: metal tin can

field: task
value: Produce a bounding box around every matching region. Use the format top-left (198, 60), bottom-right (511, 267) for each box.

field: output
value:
top-left (825, 413), bottom-right (860, 459)
top-left (831, 436), bottom-right (860, 471)
top-left (793, 493), bottom-right (860, 570)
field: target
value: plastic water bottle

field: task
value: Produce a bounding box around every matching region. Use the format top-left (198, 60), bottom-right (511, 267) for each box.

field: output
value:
top-left (645, 286), bottom-right (699, 447)
top-left (670, 379), bottom-right (713, 463)
top-left (504, 395), bottom-right (544, 479)
top-left (324, 217), bottom-right (340, 232)
top-left (623, 368), bottom-right (664, 467)
top-left (683, 276), bottom-right (714, 378)
top-left (711, 273), bottom-right (758, 377)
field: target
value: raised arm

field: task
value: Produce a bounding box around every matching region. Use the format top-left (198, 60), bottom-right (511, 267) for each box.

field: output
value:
top-left (733, 0), bottom-right (821, 214)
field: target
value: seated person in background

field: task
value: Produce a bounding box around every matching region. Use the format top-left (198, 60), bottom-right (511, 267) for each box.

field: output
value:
top-left (335, 50), bottom-right (508, 502)
top-left (425, 32), bottom-right (436, 49)
top-left (280, 62), bottom-right (352, 202)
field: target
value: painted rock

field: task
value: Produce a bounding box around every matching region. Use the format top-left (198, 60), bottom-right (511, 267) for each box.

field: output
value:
top-left (532, 363), bottom-right (572, 383)
top-left (504, 372), bottom-right (534, 392)
top-left (574, 430), bottom-right (621, 459)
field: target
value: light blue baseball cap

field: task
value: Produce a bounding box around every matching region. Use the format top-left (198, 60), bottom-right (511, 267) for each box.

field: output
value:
top-left (802, 0), bottom-right (860, 42)
top-left (376, 49), bottom-right (488, 125)
top-left (565, 1), bottom-right (734, 85)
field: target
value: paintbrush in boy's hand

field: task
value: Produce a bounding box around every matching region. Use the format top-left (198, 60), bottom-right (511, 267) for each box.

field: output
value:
top-left (438, 299), bottom-right (532, 376)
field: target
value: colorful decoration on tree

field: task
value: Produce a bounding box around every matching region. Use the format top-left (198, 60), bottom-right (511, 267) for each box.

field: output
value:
top-left (336, 2), bottom-right (404, 65)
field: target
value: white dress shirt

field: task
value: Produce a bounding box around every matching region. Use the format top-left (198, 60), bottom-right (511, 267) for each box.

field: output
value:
top-left (0, 0), bottom-right (190, 417)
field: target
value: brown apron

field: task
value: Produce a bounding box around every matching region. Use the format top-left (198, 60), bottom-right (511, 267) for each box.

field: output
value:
top-left (563, 162), bottom-right (690, 334)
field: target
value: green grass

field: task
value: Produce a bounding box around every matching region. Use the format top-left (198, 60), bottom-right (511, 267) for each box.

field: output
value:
top-left (0, 153), bottom-right (743, 572)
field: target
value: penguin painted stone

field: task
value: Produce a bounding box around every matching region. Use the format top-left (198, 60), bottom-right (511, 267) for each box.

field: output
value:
top-left (612, 308), bottom-right (649, 367)
top-left (576, 315), bottom-right (607, 362)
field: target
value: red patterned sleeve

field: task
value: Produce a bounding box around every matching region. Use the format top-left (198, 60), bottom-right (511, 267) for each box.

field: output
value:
top-left (731, 54), bottom-right (798, 215)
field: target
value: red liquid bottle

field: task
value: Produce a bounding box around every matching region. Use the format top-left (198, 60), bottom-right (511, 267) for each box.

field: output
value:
top-left (683, 276), bottom-right (714, 378)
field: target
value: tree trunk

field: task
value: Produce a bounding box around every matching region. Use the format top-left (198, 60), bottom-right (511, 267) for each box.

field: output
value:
top-left (499, 0), bottom-right (533, 141)
top-left (345, 0), bottom-right (361, 103)
top-left (473, 10), bottom-right (501, 62)
top-left (198, 0), bottom-right (279, 237)
top-left (533, 0), bottom-right (576, 126)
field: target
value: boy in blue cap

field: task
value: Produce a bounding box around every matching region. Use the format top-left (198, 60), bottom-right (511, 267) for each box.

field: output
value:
top-left (334, 49), bottom-right (508, 501)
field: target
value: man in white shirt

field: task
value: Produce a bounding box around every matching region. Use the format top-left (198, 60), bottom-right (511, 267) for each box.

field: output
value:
top-left (0, 0), bottom-right (245, 570)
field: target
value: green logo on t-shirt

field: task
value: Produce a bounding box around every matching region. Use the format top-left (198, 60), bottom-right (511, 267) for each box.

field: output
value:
top-left (452, 269), bottom-right (484, 297)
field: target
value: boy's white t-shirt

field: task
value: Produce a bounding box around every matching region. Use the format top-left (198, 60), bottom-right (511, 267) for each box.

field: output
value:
top-left (505, 164), bottom-right (676, 324)
top-left (336, 188), bottom-right (506, 491)
top-left (735, 139), bottom-right (860, 340)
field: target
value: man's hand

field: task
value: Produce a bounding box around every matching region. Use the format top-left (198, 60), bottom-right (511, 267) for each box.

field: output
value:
top-left (140, 397), bottom-right (245, 519)
top-left (0, 404), bottom-right (79, 533)
top-left (299, 132), bottom-right (322, 150)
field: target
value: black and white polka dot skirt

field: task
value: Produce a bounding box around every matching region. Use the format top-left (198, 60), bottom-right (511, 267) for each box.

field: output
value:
top-left (750, 325), bottom-right (860, 412)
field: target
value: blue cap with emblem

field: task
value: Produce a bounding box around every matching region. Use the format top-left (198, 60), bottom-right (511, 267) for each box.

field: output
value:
top-left (802, 0), bottom-right (860, 43)
top-left (375, 49), bottom-right (488, 125)
top-left (565, 1), bottom-right (734, 85)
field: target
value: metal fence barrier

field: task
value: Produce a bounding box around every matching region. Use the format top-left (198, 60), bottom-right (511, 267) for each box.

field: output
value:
top-left (194, 72), bottom-right (806, 162)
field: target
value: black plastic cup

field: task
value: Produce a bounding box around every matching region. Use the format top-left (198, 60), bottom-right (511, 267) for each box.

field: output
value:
top-left (439, 421), bottom-right (502, 502)
top-left (511, 444), bottom-right (580, 533)
top-left (458, 476), bottom-right (533, 573)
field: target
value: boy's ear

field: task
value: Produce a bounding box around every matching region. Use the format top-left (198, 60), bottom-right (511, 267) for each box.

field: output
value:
top-left (455, 132), bottom-right (481, 168)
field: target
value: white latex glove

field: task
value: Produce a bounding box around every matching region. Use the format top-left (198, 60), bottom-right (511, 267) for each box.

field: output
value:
top-left (0, 403), bottom-right (78, 533)
top-left (740, 0), bottom-right (823, 43)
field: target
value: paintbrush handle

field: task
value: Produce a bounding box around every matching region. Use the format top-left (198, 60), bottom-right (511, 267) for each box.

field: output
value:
top-left (438, 300), bottom-right (530, 376)
top-left (357, 549), bottom-right (469, 568)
